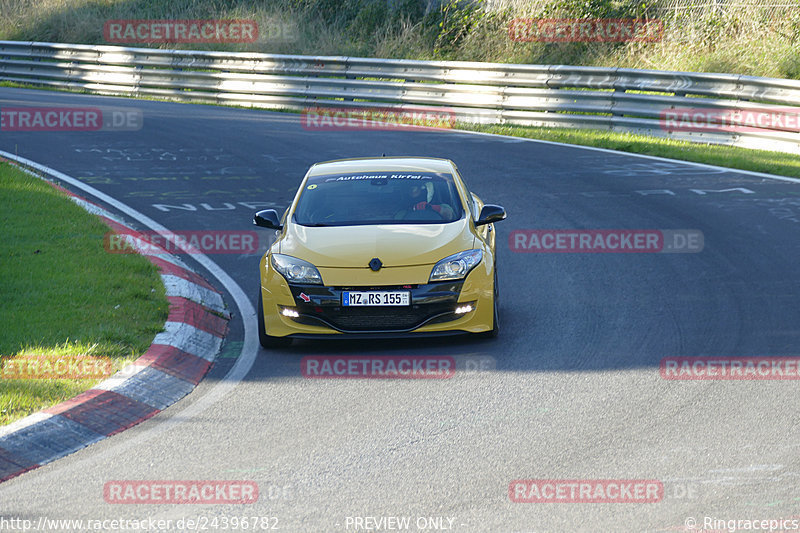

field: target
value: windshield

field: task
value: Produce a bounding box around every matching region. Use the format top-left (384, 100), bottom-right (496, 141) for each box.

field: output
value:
top-left (292, 171), bottom-right (464, 226)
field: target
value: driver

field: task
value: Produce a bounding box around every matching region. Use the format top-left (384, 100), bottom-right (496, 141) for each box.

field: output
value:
top-left (407, 182), bottom-right (454, 219)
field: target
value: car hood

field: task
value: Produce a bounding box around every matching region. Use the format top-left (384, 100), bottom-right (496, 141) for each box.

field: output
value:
top-left (278, 218), bottom-right (475, 268)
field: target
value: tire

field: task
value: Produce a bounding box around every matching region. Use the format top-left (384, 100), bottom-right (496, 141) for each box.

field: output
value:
top-left (258, 289), bottom-right (293, 349)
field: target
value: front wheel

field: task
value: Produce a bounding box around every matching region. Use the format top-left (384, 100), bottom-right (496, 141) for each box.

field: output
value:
top-left (257, 289), bottom-right (293, 349)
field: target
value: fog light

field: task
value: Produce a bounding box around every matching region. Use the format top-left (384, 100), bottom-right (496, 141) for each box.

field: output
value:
top-left (455, 304), bottom-right (474, 314)
top-left (281, 307), bottom-right (300, 318)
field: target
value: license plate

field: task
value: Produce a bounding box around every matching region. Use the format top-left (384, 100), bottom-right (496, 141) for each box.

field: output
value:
top-left (342, 291), bottom-right (410, 306)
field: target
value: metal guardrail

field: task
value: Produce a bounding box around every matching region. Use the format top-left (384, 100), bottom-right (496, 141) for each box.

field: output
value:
top-left (1, 40), bottom-right (798, 153)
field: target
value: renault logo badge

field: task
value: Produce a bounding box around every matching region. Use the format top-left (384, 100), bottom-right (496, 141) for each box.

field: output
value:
top-left (369, 258), bottom-right (382, 271)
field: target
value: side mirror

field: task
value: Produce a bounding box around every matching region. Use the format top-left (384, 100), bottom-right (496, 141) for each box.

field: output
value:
top-left (475, 204), bottom-right (506, 226)
top-left (253, 209), bottom-right (283, 230)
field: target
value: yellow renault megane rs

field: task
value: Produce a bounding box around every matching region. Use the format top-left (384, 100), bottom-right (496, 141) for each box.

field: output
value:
top-left (253, 157), bottom-right (506, 347)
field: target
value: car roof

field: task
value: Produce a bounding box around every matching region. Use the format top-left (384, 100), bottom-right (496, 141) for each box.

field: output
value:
top-left (307, 157), bottom-right (457, 177)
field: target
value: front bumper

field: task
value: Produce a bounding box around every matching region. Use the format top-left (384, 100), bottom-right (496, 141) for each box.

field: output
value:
top-left (259, 256), bottom-right (495, 338)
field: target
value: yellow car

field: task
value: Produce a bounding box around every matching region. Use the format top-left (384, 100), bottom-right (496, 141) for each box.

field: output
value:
top-left (253, 156), bottom-right (506, 347)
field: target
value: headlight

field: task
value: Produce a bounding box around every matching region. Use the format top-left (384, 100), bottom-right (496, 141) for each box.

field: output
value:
top-left (429, 249), bottom-right (483, 282)
top-left (270, 254), bottom-right (323, 285)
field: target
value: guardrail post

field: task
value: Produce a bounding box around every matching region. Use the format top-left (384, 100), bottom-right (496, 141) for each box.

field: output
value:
top-left (611, 87), bottom-right (625, 118)
top-left (342, 57), bottom-right (354, 102)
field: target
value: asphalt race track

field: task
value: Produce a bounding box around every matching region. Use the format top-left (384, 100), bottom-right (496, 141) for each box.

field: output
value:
top-left (2, 86), bottom-right (800, 532)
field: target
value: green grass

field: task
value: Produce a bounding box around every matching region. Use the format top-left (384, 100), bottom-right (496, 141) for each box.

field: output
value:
top-left (0, 162), bottom-right (168, 425)
top-left (455, 123), bottom-right (800, 178)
